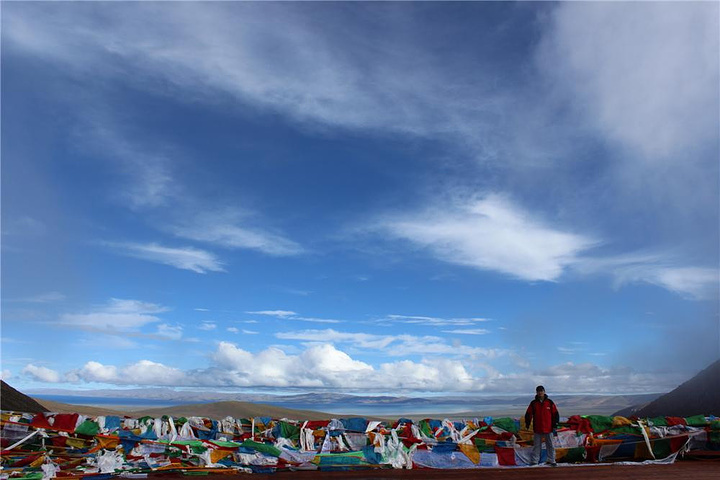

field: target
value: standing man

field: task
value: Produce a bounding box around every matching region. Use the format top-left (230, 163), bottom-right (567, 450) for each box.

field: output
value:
top-left (524, 385), bottom-right (559, 466)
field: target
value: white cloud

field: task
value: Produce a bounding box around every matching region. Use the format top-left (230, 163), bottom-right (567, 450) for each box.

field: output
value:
top-left (374, 194), bottom-right (596, 282)
top-left (156, 323), bottom-right (184, 340)
top-left (88, 122), bottom-right (176, 209)
top-left (385, 314), bottom-right (491, 327)
top-left (105, 298), bottom-right (170, 314)
top-left (242, 329), bottom-right (259, 335)
top-left (226, 327), bottom-right (239, 333)
top-left (60, 298), bottom-right (167, 332)
top-left (68, 360), bottom-right (185, 386)
top-left (59, 298), bottom-right (174, 338)
top-left (293, 316), bottom-right (342, 324)
top-left (194, 308), bottom-right (210, 312)
top-left (5, 291), bottom-right (65, 303)
top-left (22, 364), bottom-right (61, 383)
top-left (207, 342), bottom-right (477, 390)
top-left (1, 370), bottom-right (12, 380)
top-left (538, 2), bottom-right (718, 160)
top-left (576, 253), bottom-right (719, 300)
top-left (1, 3), bottom-right (514, 160)
top-left (3, 216), bottom-right (47, 237)
top-left (198, 322), bottom-right (216, 331)
top-left (170, 210), bottom-right (304, 257)
top-left (76, 361), bottom-right (118, 383)
top-left (103, 241), bottom-right (225, 274)
top-left (275, 328), bottom-right (500, 359)
top-left (441, 328), bottom-right (489, 335)
top-left (622, 266), bottom-right (719, 301)
top-left (124, 360), bottom-right (186, 385)
top-left (61, 312), bottom-right (159, 331)
top-left (50, 346), bottom-right (694, 393)
top-left (246, 310), bottom-right (297, 318)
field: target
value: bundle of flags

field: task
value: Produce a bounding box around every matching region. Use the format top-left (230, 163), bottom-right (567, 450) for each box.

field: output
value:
top-left (1, 409), bottom-right (717, 477)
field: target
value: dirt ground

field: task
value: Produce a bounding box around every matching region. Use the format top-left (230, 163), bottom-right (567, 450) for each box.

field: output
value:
top-left (150, 460), bottom-right (719, 480)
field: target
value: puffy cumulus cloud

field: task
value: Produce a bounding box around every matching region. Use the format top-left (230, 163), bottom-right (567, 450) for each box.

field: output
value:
top-left (74, 361), bottom-right (118, 383)
top-left (538, 2), bottom-right (718, 160)
top-left (373, 194), bottom-right (596, 282)
top-left (204, 342), bottom-right (487, 390)
top-left (1, 369), bottom-right (13, 380)
top-left (22, 364), bottom-right (61, 383)
top-left (378, 358), bottom-right (476, 391)
top-left (198, 322), bottom-right (216, 331)
top-left (48, 348), bottom-right (695, 393)
top-left (103, 242), bottom-right (225, 274)
top-left (124, 360), bottom-right (186, 385)
top-left (67, 360), bottom-right (185, 386)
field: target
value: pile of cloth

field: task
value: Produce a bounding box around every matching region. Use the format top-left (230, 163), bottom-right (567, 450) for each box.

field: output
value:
top-left (1, 410), bottom-right (718, 477)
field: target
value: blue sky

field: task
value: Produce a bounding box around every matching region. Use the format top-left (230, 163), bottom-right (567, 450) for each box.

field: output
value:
top-left (1, 2), bottom-right (718, 396)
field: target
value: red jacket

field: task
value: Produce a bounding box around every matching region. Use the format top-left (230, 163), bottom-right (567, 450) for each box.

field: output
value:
top-left (525, 396), bottom-right (559, 434)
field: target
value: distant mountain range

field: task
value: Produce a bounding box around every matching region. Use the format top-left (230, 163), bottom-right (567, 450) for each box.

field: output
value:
top-left (26, 387), bottom-right (660, 416)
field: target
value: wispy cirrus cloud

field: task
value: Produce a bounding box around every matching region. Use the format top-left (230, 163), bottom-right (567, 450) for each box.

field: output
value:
top-left (156, 323), bottom-right (184, 340)
top-left (538, 2), bottom-right (718, 160)
top-left (275, 328), bottom-right (500, 358)
top-left (246, 310), bottom-right (297, 318)
top-left (383, 314), bottom-right (491, 327)
top-left (575, 253), bottom-right (719, 301)
top-left (102, 241), bottom-right (225, 274)
top-left (246, 310), bottom-right (342, 324)
top-left (370, 194), bottom-right (597, 282)
top-left (169, 209), bottom-right (304, 257)
top-left (59, 298), bottom-right (168, 333)
top-left (4, 291), bottom-right (66, 304)
top-left (367, 194), bottom-right (718, 300)
top-left (442, 328), bottom-right (490, 335)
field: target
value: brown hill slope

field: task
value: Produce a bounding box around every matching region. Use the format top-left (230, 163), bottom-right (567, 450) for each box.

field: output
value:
top-left (633, 359), bottom-right (720, 417)
top-left (1, 381), bottom-right (48, 413)
top-left (35, 399), bottom-right (129, 417)
top-left (23, 397), bottom-right (350, 421)
top-left (130, 400), bottom-right (352, 420)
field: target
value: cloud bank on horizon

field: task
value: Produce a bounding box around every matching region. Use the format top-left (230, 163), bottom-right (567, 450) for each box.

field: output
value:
top-left (1, 2), bottom-right (718, 395)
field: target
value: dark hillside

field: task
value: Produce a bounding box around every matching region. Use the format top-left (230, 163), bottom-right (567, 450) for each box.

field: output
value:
top-left (629, 359), bottom-right (720, 417)
top-left (1, 380), bottom-right (48, 413)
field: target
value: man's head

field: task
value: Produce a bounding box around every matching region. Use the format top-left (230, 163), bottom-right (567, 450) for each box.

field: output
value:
top-left (536, 385), bottom-right (546, 398)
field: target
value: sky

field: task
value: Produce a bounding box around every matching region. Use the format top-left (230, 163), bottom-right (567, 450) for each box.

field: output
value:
top-left (1, 2), bottom-right (719, 397)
